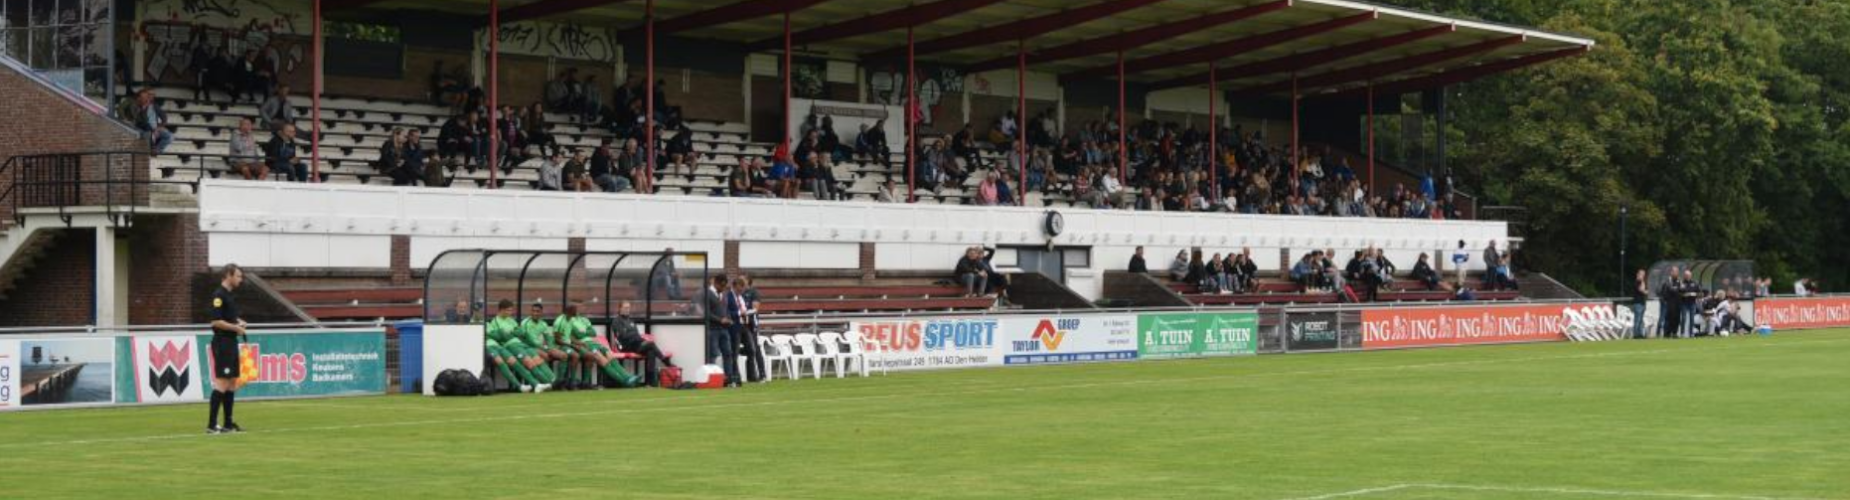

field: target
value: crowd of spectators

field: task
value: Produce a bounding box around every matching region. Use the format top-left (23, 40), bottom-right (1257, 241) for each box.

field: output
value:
top-left (1137, 240), bottom-right (1514, 303)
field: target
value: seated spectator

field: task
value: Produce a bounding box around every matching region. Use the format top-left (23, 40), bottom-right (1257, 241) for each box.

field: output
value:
top-left (799, 152), bottom-right (840, 201)
top-left (235, 49), bottom-right (274, 104)
top-left (980, 247), bottom-right (1010, 305)
top-left (876, 178), bottom-right (900, 203)
top-left (404, 129), bottom-right (436, 187)
top-left (1129, 246), bottom-right (1148, 273)
top-left (265, 123), bottom-right (310, 182)
top-left (438, 112), bottom-right (479, 168)
top-left (997, 174), bottom-right (1016, 206)
top-left (747, 158), bottom-right (777, 197)
top-left (495, 105), bottom-right (525, 172)
top-left (227, 118), bottom-right (267, 180)
top-left (524, 103), bottom-right (559, 157)
top-left (653, 248), bottom-right (685, 300)
top-left (1168, 250), bottom-right (1189, 281)
top-left (565, 150), bottom-right (595, 192)
top-left (196, 45), bottom-right (240, 102)
top-left (818, 116), bottom-right (845, 163)
top-left (666, 124), bottom-right (695, 177)
top-left (1411, 253), bottom-right (1440, 291)
top-left (728, 161), bottom-right (756, 198)
top-left (545, 68), bottom-right (578, 112)
top-left (768, 155), bottom-right (798, 199)
top-left (1221, 252), bottom-right (1244, 294)
top-left (1291, 251), bottom-right (1321, 291)
top-left (1453, 281), bottom-right (1477, 301)
top-left (535, 151), bottom-right (563, 191)
top-left (1205, 253), bottom-right (1229, 295)
top-left (260, 85), bottom-right (297, 131)
top-left (116, 89), bottom-right (174, 155)
top-left (975, 172), bottom-right (1000, 206)
top-left (857, 120), bottom-right (891, 168)
top-left (622, 137), bottom-right (652, 195)
top-left (372, 128), bottom-right (404, 182)
top-left (590, 139), bottom-right (630, 193)
top-left (955, 247), bottom-right (990, 298)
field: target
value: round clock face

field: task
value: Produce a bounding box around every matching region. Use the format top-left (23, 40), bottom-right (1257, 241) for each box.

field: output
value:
top-left (1045, 211), bottom-right (1064, 237)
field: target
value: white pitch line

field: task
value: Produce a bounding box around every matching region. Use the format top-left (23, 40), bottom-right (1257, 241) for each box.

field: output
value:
top-left (3, 336), bottom-right (1843, 450)
top-left (1276, 484), bottom-right (1414, 500)
top-left (1407, 483), bottom-right (1834, 500)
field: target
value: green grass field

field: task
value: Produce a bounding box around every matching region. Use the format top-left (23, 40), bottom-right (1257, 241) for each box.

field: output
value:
top-left (4, 330), bottom-right (1848, 499)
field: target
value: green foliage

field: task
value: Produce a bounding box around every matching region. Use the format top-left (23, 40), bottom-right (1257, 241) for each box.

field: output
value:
top-left (1405, 0), bottom-right (1850, 294)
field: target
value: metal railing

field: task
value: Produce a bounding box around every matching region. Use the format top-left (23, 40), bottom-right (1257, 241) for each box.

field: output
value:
top-left (0, 150), bottom-right (197, 227)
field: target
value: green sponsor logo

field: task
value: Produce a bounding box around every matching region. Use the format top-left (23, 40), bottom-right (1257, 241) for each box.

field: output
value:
top-left (1136, 313), bottom-right (1258, 358)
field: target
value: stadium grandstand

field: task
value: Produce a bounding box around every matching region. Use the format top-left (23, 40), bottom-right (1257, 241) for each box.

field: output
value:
top-left (2, 0), bottom-right (1847, 498)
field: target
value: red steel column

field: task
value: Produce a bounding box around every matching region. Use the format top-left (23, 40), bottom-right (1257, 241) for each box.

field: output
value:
top-left (488, 0), bottom-right (499, 188)
top-left (1366, 81), bottom-right (1375, 194)
top-left (1016, 40), bottom-right (1026, 205)
top-left (644, 0), bottom-right (655, 194)
top-left (906, 25), bottom-right (917, 203)
top-left (311, 0), bottom-right (322, 182)
top-left (1208, 61), bottom-right (1217, 204)
top-left (783, 11), bottom-right (792, 153)
top-left (1116, 50), bottom-right (1126, 184)
top-left (1290, 71), bottom-right (1299, 191)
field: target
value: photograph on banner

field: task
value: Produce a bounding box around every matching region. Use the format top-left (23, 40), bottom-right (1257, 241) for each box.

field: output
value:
top-left (125, 335), bottom-right (206, 404)
top-left (1360, 305), bottom-right (1573, 349)
top-left (848, 318), bottom-right (1003, 372)
top-left (14, 338), bottom-right (115, 407)
top-left (0, 340), bottom-right (18, 410)
top-left (203, 331), bottom-right (389, 399)
top-left (1137, 312), bottom-right (1259, 359)
top-left (1753, 297), bottom-right (1850, 330)
top-left (1001, 315), bottom-right (1138, 365)
top-left (1285, 312), bottom-right (1341, 352)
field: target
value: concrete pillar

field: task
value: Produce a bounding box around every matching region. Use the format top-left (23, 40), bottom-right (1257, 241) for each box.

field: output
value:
top-left (94, 226), bottom-right (121, 328)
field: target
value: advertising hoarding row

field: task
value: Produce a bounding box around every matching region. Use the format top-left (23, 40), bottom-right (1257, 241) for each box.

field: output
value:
top-left (0, 330), bottom-right (385, 412)
top-left (1754, 296), bottom-right (1850, 330)
top-left (848, 312), bottom-right (1259, 372)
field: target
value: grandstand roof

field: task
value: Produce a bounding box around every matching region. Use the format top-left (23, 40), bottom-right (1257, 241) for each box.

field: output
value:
top-left (357, 0), bottom-right (1594, 97)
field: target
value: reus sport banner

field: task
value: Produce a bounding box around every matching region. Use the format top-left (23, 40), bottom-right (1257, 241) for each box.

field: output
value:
top-left (129, 335), bottom-right (204, 403)
top-left (1360, 304), bottom-right (1572, 349)
top-left (1136, 312), bottom-right (1259, 359)
top-left (1000, 315), bottom-right (1138, 365)
top-left (848, 318), bottom-right (1003, 372)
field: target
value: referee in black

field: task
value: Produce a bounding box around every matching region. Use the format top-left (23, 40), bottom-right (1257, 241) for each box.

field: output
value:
top-left (207, 264), bottom-right (248, 434)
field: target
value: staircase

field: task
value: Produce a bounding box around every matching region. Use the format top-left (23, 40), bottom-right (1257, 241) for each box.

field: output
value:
top-left (0, 224), bottom-right (57, 300)
top-left (1515, 272), bottom-right (1584, 300)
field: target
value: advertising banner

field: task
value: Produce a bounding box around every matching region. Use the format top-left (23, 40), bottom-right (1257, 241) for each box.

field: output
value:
top-left (1754, 297), bottom-right (1850, 330)
top-left (848, 318), bottom-right (1003, 372)
top-left (1285, 312), bottom-right (1342, 352)
top-left (1361, 304), bottom-right (1572, 349)
top-left (12, 338), bottom-right (115, 408)
top-left (126, 335), bottom-right (205, 404)
top-left (201, 331), bottom-right (388, 399)
top-left (0, 340), bottom-right (17, 410)
top-left (1136, 312), bottom-right (1259, 359)
top-left (1000, 314), bottom-right (1138, 365)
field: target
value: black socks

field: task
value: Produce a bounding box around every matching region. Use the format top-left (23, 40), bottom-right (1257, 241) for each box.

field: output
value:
top-left (208, 390), bottom-right (223, 427)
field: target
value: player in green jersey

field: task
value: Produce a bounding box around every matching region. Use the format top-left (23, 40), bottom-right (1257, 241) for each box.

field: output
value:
top-left (554, 302), bottom-right (642, 389)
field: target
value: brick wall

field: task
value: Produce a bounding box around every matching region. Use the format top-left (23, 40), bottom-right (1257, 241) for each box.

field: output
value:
top-left (0, 63), bottom-right (145, 224)
top-left (389, 235), bottom-right (412, 285)
top-left (127, 214), bottom-right (210, 325)
top-left (0, 229), bottom-right (96, 327)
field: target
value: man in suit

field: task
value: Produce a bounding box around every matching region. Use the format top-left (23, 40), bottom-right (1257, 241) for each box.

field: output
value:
top-left (704, 275), bottom-right (739, 387)
top-left (1657, 266), bottom-right (1681, 339)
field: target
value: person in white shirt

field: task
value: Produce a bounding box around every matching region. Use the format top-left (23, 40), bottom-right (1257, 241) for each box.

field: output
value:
top-left (1794, 279), bottom-right (1811, 296)
top-left (537, 151), bottom-right (564, 191)
top-left (1450, 240), bottom-right (1470, 286)
top-left (1100, 172), bottom-right (1123, 208)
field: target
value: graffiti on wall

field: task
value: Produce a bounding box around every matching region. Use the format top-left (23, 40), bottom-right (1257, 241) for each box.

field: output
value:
top-left (487, 22), bottom-right (621, 63)
top-left (868, 66), bottom-right (961, 127)
top-left (140, 0), bottom-right (306, 82)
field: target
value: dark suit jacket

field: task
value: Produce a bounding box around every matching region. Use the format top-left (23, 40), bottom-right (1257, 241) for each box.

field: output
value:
top-left (703, 287), bottom-right (727, 329)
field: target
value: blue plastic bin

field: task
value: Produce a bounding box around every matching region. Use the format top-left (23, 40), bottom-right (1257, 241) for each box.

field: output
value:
top-left (396, 321), bottom-right (424, 394)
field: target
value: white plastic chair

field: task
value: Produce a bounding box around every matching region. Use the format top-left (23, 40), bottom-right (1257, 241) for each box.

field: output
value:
top-left (766, 335), bottom-right (798, 380)
top-left (1598, 306), bottom-right (1627, 339)
top-left (1614, 305), bottom-right (1637, 339)
top-left (814, 332), bottom-right (848, 378)
top-left (790, 333), bottom-right (823, 380)
top-left (840, 331), bottom-right (872, 377)
top-left (1562, 308), bottom-right (1590, 342)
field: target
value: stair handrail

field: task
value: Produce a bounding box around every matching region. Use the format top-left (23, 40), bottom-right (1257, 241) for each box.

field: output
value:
top-left (0, 150), bottom-right (194, 227)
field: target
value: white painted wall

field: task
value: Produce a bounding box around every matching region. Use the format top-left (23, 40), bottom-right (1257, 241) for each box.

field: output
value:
top-left (198, 180), bottom-right (1509, 300)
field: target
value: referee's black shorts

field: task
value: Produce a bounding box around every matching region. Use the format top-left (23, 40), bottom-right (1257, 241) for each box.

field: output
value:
top-left (211, 334), bottom-right (240, 379)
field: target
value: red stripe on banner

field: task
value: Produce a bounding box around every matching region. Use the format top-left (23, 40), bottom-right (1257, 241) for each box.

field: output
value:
top-left (1754, 297), bottom-right (1850, 330)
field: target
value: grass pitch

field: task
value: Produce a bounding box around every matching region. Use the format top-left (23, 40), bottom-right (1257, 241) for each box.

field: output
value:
top-left (3, 330), bottom-right (1847, 499)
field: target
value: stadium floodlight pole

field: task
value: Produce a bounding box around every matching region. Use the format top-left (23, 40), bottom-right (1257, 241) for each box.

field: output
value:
top-left (1619, 204), bottom-right (1629, 294)
top-left (488, 0), bottom-right (499, 189)
top-left (311, 0), bottom-right (322, 182)
top-left (906, 24), bottom-right (917, 203)
top-left (1366, 81), bottom-right (1375, 194)
top-left (1116, 49), bottom-right (1125, 184)
top-left (645, 0), bottom-right (655, 194)
top-left (1017, 39), bottom-right (1027, 205)
top-left (1208, 60), bottom-right (1217, 204)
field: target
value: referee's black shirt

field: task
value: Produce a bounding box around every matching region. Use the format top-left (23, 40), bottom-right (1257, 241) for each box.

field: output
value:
top-left (210, 286), bottom-right (241, 337)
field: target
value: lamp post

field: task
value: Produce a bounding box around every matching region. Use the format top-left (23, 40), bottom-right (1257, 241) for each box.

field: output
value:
top-left (1619, 204), bottom-right (1629, 295)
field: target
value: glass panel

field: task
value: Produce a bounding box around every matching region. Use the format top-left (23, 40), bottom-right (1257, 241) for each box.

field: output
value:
top-left (28, 27), bottom-right (51, 67)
